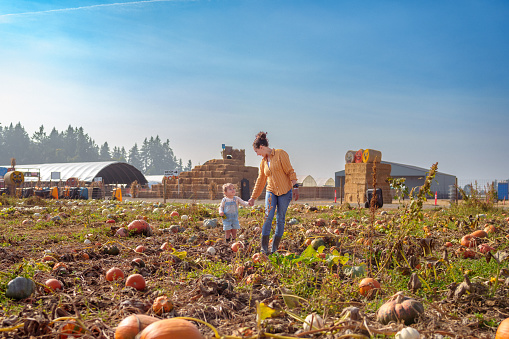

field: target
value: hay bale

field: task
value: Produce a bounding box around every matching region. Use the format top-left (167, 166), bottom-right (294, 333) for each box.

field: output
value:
top-left (362, 149), bottom-right (382, 163)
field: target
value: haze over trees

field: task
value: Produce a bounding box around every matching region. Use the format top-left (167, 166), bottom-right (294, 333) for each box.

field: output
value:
top-left (0, 122), bottom-right (192, 175)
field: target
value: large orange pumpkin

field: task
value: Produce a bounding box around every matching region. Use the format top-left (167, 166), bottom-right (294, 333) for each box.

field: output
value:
top-left (496, 318), bottom-right (509, 339)
top-left (125, 274), bottom-right (146, 291)
top-left (114, 314), bottom-right (160, 339)
top-left (470, 230), bottom-right (488, 238)
top-left (127, 220), bottom-right (150, 234)
top-left (138, 318), bottom-right (203, 339)
top-left (106, 267), bottom-right (125, 281)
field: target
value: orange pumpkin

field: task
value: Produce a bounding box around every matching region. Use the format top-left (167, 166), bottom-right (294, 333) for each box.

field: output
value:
top-left (359, 278), bottom-right (381, 296)
top-left (114, 314), bottom-right (160, 339)
top-left (59, 320), bottom-right (85, 339)
top-left (484, 224), bottom-right (497, 234)
top-left (152, 295), bottom-right (173, 315)
top-left (231, 242), bottom-right (244, 252)
top-left (127, 220), bottom-right (150, 234)
top-left (138, 318), bottom-right (203, 339)
top-left (45, 278), bottom-right (63, 292)
top-left (106, 267), bottom-right (125, 281)
top-left (470, 230), bottom-right (488, 238)
top-left (125, 274), bottom-right (146, 291)
top-left (53, 262), bottom-right (69, 271)
top-left (496, 318), bottom-right (509, 339)
top-left (251, 252), bottom-right (267, 263)
top-left (460, 234), bottom-right (477, 248)
top-left (234, 266), bottom-right (245, 279)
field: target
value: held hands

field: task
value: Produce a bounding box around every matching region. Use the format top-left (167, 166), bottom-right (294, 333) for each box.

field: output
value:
top-left (219, 212), bottom-right (224, 216)
top-left (248, 198), bottom-right (255, 206)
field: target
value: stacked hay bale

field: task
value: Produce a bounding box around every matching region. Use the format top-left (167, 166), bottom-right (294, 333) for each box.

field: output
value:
top-left (344, 149), bottom-right (391, 204)
top-left (163, 148), bottom-right (258, 200)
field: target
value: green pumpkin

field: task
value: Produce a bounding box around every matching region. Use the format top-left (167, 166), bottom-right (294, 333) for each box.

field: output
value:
top-left (311, 238), bottom-right (325, 251)
top-left (377, 292), bottom-right (424, 325)
top-left (6, 276), bottom-right (35, 299)
top-left (103, 245), bottom-right (120, 255)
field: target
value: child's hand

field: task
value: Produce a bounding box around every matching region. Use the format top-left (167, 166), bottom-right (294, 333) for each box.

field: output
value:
top-left (219, 212), bottom-right (224, 216)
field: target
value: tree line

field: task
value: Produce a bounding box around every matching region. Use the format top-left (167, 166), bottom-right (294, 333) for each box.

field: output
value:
top-left (0, 122), bottom-right (192, 175)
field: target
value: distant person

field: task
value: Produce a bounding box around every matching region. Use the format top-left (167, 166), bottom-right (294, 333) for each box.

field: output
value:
top-left (218, 183), bottom-right (250, 242)
top-left (248, 132), bottom-right (299, 255)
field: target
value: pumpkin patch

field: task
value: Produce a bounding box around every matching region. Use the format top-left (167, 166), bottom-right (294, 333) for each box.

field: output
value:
top-left (0, 194), bottom-right (507, 338)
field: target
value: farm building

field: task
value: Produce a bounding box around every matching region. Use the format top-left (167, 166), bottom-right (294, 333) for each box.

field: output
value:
top-left (296, 175), bottom-right (335, 187)
top-left (297, 175), bottom-right (317, 187)
top-left (335, 161), bottom-right (456, 199)
top-left (0, 161), bottom-right (147, 185)
top-left (315, 177), bottom-right (335, 187)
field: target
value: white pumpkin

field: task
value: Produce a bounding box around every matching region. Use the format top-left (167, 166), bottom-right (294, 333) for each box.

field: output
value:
top-left (206, 247), bottom-right (216, 255)
top-left (395, 327), bottom-right (420, 339)
top-left (303, 313), bottom-right (323, 331)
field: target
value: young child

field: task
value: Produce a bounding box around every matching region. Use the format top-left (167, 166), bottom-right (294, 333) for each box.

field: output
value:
top-left (218, 183), bottom-right (249, 242)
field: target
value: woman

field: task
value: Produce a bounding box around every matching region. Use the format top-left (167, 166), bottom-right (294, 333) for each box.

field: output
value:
top-left (248, 132), bottom-right (299, 255)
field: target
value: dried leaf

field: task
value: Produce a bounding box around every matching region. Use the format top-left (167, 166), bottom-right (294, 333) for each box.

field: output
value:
top-left (419, 237), bottom-right (434, 256)
top-left (408, 272), bottom-right (422, 292)
top-left (453, 275), bottom-right (472, 300)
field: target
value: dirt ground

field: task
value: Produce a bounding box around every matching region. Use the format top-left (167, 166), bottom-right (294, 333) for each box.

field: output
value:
top-left (1, 196), bottom-right (508, 338)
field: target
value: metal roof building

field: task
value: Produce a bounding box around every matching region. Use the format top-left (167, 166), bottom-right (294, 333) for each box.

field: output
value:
top-left (335, 161), bottom-right (456, 199)
top-left (1, 161), bottom-right (147, 185)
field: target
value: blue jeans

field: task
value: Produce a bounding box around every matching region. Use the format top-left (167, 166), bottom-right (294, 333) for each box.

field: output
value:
top-left (262, 189), bottom-right (293, 237)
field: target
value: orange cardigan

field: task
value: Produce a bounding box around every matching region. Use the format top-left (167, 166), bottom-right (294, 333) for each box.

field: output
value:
top-left (251, 148), bottom-right (297, 199)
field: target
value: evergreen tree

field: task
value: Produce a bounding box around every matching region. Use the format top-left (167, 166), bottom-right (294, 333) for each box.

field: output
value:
top-left (111, 146), bottom-right (126, 162)
top-left (48, 128), bottom-right (66, 163)
top-left (31, 125), bottom-right (47, 163)
top-left (74, 127), bottom-right (99, 162)
top-left (99, 142), bottom-right (111, 161)
top-left (3, 123), bottom-right (32, 163)
top-left (0, 122), bottom-right (190, 173)
top-left (140, 138), bottom-right (151, 172)
top-left (184, 159), bottom-right (192, 171)
top-left (128, 143), bottom-right (143, 171)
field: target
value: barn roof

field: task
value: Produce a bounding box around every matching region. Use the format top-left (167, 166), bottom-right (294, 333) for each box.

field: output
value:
top-left (2, 161), bottom-right (147, 185)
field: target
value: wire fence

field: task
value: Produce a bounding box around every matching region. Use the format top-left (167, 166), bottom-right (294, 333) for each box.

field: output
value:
top-left (455, 178), bottom-right (509, 201)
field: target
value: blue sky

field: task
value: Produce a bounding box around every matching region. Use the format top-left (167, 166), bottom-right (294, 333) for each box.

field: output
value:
top-left (1, 0), bottom-right (508, 183)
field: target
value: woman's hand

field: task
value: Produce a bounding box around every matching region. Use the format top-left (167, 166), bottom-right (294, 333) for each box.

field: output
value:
top-left (219, 211), bottom-right (224, 216)
top-left (248, 198), bottom-right (255, 206)
top-left (292, 188), bottom-right (299, 201)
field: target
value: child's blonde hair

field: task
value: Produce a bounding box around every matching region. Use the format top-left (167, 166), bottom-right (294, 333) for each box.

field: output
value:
top-left (222, 183), bottom-right (234, 194)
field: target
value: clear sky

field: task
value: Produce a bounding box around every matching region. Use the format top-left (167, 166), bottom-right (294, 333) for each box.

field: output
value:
top-left (1, 0), bottom-right (508, 183)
